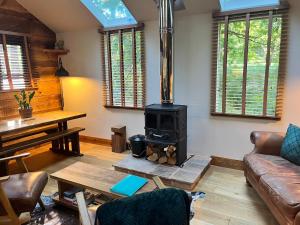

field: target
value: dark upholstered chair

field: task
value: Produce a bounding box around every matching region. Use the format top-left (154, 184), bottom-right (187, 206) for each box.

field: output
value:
top-left (76, 176), bottom-right (190, 225)
top-left (0, 153), bottom-right (48, 225)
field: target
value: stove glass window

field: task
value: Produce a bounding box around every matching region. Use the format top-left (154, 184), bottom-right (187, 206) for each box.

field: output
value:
top-left (146, 113), bottom-right (157, 129)
top-left (160, 114), bottom-right (174, 130)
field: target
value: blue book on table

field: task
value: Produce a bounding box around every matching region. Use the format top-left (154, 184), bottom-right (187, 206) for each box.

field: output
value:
top-left (111, 175), bottom-right (148, 197)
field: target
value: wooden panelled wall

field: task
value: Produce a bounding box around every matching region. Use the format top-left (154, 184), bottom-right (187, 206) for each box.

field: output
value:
top-left (0, 0), bottom-right (62, 119)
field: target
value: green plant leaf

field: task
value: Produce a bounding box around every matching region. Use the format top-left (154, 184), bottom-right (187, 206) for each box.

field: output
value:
top-left (14, 94), bottom-right (20, 103)
top-left (28, 91), bottom-right (35, 103)
top-left (21, 90), bottom-right (27, 101)
top-left (14, 94), bottom-right (22, 108)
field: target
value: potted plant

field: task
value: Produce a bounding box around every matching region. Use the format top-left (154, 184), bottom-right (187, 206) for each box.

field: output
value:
top-left (14, 90), bottom-right (35, 119)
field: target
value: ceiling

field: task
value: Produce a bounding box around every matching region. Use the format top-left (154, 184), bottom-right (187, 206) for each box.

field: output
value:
top-left (16, 0), bottom-right (220, 33)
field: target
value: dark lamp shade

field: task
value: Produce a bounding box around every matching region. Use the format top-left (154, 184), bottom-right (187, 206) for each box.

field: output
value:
top-left (55, 57), bottom-right (69, 77)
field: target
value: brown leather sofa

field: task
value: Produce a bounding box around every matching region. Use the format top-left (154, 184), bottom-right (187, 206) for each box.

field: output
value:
top-left (244, 131), bottom-right (300, 225)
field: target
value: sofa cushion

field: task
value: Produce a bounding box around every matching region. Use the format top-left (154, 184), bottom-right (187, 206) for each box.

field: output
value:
top-left (281, 124), bottom-right (300, 165)
top-left (259, 174), bottom-right (300, 219)
top-left (244, 153), bottom-right (300, 182)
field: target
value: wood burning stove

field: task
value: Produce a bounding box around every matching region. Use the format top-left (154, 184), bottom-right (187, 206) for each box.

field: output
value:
top-left (144, 0), bottom-right (187, 166)
top-left (145, 104), bottom-right (187, 165)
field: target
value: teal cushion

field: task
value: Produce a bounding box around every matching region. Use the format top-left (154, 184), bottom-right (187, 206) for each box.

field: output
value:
top-left (281, 124), bottom-right (300, 165)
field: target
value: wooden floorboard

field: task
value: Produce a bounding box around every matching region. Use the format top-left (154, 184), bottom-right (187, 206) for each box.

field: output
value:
top-left (8, 142), bottom-right (279, 225)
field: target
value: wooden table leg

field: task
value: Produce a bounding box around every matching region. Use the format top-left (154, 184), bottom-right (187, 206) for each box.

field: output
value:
top-left (0, 160), bottom-right (8, 176)
top-left (0, 137), bottom-right (8, 176)
top-left (71, 133), bottom-right (83, 156)
top-left (58, 122), bottom-right (64, 152)
top-left (51, 139), bottom-right (60, 153)
top-left (46, 127), bottom-right (60, 153)
top-left (51, 121), bottom-right (83, 157)
top-left (63, 121), bottom-right (70, 153)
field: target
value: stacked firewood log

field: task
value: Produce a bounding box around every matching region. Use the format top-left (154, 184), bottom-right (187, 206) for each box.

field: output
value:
top-left (146, 144), bottom-right (177, 165)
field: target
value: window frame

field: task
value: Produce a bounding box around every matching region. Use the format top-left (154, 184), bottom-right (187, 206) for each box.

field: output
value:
top-left (219, 0), bottom-right (280, 13)
top-left (80, 0), bottom-right (138, 29)
top-left (0, 30), bottom-right (35, 93)
top-left (100, 24), bottom-right (146, 110)
top-left (211, 4), bottom-right (289, 120)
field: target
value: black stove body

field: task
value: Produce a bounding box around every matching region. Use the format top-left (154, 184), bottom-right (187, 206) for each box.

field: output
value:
top-left (144, 104), bottom-right (187, 165)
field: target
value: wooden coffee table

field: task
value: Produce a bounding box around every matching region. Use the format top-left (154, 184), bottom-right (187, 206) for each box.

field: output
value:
top-left (50, 161), bottom-right (157, 210)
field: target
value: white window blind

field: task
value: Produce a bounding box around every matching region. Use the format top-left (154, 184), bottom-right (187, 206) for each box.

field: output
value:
top-left (101, 26), bottom-right (145, 109)
top-left (0, 33), bottom-right (34, 92)
top-left (211, 6), bottom-right (288, 120)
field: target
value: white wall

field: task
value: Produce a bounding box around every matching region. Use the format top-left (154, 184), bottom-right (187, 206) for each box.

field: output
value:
top-left (57, 21), bottom-right (159, 139)
top-left (57, 0), bottom-right (300, 160)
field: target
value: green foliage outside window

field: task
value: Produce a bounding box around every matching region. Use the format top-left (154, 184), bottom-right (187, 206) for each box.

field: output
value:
top-left (103, 29), bottom-right (145, 109)
top-left (215, 14), bottom-right (283, 118)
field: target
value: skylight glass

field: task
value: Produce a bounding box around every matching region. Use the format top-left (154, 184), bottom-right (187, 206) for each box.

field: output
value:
top-left (219, 0), bottom-right (280, 12)
top-left (80, 0), bottom-right (137, 28)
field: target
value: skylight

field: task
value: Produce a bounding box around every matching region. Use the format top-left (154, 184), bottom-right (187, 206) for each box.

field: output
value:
top-left (219, 0), bottom-right (280, 12)
top-left (80, 0), bottom-right (137, 28)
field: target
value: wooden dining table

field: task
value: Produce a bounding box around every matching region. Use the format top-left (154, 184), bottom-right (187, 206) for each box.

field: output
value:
top-left (0, 110), bottom-right (86, 176)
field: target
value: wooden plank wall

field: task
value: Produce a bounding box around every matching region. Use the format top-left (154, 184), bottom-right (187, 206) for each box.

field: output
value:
top-left (0, 0), bottom-right (62, 119)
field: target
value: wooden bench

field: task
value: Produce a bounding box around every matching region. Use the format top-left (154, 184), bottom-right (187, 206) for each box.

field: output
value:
top-left (0, 111), bottom-right (87, 177)
top-left (1, 125), bottom-right (58, 143)
top-left (0, 127), bottom-right (85, 157)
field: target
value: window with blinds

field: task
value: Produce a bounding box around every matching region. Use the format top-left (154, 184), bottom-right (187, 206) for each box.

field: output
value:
top-left (101, 26), bottom-right (145, 109)
top-left (0, 33), bottom-right (34, 92)
top-left (211, 6), bottom-right (288, 120)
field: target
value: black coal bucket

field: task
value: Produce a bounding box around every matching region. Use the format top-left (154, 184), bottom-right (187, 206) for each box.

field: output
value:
top-left (128, 135), bottom-right (146, 158)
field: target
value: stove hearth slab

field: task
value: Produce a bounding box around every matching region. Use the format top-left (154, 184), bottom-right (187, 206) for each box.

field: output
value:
top-left (113, 155), bottom-right (211, 190)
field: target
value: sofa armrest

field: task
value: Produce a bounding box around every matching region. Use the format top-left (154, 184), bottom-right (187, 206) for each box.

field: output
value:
top-left (250, 131), bottom-right (285, 156)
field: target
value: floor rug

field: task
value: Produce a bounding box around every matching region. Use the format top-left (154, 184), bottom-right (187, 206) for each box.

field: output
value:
top-left (26, 195), bottom-right (80, 225)
top-left (25, 192), bottom-right (205, 224)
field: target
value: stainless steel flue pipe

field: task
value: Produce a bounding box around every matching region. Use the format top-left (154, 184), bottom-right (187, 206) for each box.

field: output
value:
top-left (159, 0), bottom-right (174, 104)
